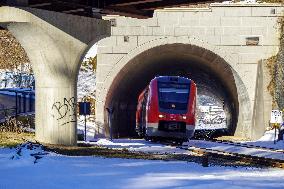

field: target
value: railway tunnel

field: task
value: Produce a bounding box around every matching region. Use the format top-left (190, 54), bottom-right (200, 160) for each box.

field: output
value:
top-left (104, 43), bottom-right (239, 138)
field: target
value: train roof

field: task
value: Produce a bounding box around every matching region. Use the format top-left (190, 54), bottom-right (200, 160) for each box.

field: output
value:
top-left (154, 76), bottom-right (191, 83)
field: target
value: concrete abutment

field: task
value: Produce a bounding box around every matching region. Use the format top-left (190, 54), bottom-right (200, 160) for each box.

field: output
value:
top-left (0, 6), bottom-right (110, 145)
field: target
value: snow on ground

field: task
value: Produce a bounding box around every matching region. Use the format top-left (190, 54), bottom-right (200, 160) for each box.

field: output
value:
top-left (76, 123), bottom-right (284, 158)
top-left (182, 130), bottom-right (284, 160)
top-left (220, 0), bottom-right (259, 4)
top-left (89, 139), bottom-right (191, 154)
top-left (77, 117), bottom-right (105, 140)
top-left (1, 144), bottom-right (284, 189)
top-left (82, 134), bottom-right (284, 162)
top-left (244, 130), bottom-right (284, 150)
top-left (195, 123), bottom-right (227, 130)
top-left (87, 126), bottom-right (284, 160)
top-left (185, 139), bottom-right (284, 160)
top-left (89, 137), bottom-right (284, 160)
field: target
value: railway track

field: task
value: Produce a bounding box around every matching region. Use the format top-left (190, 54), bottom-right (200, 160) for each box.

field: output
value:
top-left (178, 139), bottom-right (284, 169)
top-left (208, 139), bottom-right (284, 153)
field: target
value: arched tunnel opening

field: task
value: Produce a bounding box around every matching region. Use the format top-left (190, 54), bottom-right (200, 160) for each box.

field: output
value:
top-left (105, 44), bottom-right (239, 139)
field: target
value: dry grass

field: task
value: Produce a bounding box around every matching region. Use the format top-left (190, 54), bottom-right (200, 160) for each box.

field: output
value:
top-left (0, 132), bottom-right (35, 148)
top-left (215, 135), bottom-right (250, 142)
top-left (45, 144), bottom-right (164, 159)
top-left (81, 56), bottom-right (97, 71)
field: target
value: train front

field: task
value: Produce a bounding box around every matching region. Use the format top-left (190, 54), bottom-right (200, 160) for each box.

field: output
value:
top-left (146, 76), bottom-right (196, 142)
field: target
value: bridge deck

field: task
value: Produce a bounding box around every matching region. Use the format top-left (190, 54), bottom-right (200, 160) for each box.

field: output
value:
top-left (1, 0), bottom-right (215, 18)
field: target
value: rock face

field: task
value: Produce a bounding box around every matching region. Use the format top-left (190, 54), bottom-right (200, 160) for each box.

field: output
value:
top-left (0, 29), bottom-right (29, 69)
top-left (275, 30), bottom-right (284, 110)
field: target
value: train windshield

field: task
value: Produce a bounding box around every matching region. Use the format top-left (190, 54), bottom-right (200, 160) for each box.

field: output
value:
top-left (158, 82), bottom-right (190, 113)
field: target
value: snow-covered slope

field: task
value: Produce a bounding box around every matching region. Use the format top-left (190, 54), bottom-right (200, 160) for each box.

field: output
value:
top-left (77, 64), bottom-right (96, 100)
top-left (77, 44), bottom-right (97, 100)
top-left (0, 64), bottom-right (34, 89)
top-left (0, 144), bottom-right (284, 189)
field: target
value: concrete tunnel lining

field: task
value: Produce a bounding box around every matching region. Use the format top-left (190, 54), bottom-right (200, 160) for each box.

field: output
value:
top-left (104, 43), bottom-right (241, 138)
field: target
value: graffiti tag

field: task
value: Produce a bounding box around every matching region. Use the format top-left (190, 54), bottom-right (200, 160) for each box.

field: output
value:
top-left (51, 97), bottom-right (76, 126)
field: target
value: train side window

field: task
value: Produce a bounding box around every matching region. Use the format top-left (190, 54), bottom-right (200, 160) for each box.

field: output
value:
top-left (144, 88), bottom-right (149, 104)
top-left (137, 101), bottom-right (141, 109)
top-left (144, 87), bottom-right (149, 96)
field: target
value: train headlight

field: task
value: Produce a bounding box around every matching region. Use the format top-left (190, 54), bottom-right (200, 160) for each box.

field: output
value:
top-left (158, 114), bottom-right (164, 118)
top-left (182, 116), bottom-right (187, 120)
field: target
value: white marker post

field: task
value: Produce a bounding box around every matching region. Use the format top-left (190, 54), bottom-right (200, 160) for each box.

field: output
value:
top-left (270, 110), bottom-right (283, 144)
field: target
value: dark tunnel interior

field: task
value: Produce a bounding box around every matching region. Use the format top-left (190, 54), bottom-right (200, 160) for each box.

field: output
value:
top-left (105, 44), bottom-right (239, 138)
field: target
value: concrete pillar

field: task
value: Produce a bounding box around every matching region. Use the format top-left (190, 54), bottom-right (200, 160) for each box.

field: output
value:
top-left (251, 60), bottom-right (273, 140)
top-left (0, 6), bottom-right (110, 145)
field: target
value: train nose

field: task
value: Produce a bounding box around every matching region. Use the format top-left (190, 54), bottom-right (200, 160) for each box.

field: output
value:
top-left (158, 114), bottom-right (186, 121)
top-left (169, 114), bottom-right (177, 120)
top-left (168, 114), bottom-right (187, 121)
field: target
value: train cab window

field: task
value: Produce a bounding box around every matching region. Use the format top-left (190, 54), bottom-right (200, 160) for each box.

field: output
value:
top-left (158, 82), bottom-right (190, 113)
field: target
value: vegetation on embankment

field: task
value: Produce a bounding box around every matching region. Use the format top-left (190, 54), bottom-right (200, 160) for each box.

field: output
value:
top-left (267, 11), bottom-right (284, 110)
top-left (0, 132), bottom-right (35, 148)
top-left (267, 56), bottom-right (278, 107)
top-left (81, 56), bottom-right (97, 71)
top-left (0, 29), bottom-right (29, 70)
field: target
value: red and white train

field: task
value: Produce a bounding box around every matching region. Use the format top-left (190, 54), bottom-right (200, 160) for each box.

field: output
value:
top-left (136, 76), bottom-right (197, 143)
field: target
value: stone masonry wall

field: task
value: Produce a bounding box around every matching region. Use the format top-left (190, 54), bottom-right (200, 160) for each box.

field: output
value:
top-left (96, 3), bottom-right (284, 138)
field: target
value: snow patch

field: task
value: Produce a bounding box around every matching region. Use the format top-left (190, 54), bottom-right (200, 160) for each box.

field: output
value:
top-left (258, 130), bottom-right (279, 142)
top-left (220, 0), bottom-right (259, 4)
top-left (1, 146), bottom-right (284, 189)
top-left (77, 66), bottom-right (96, 99)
